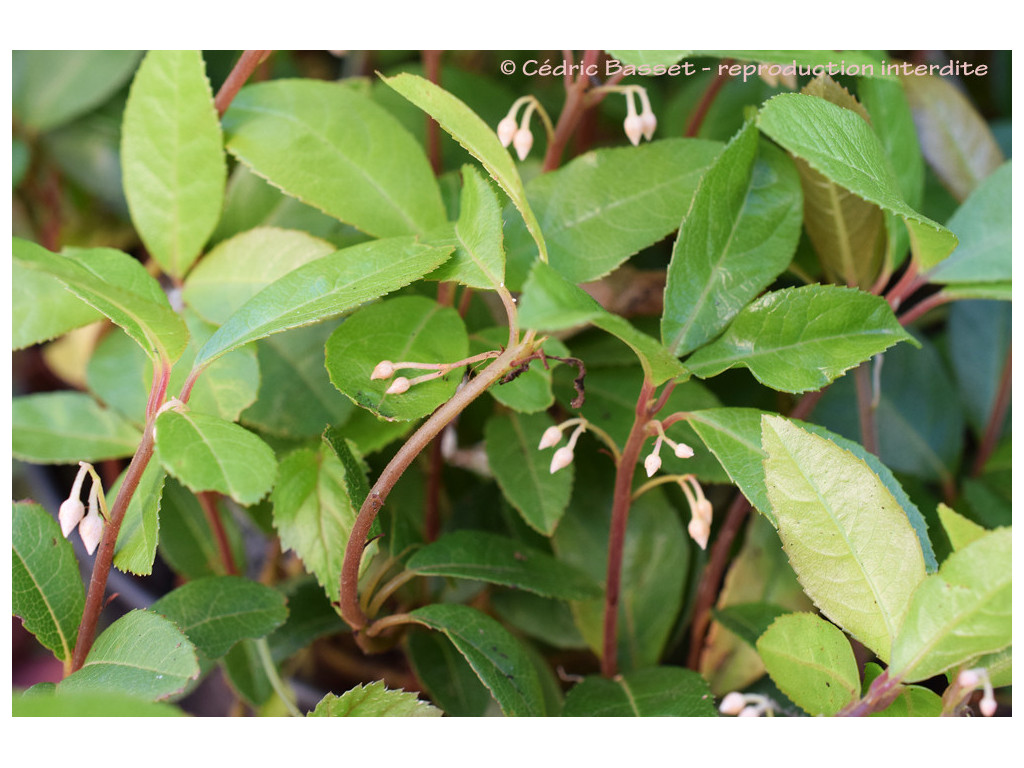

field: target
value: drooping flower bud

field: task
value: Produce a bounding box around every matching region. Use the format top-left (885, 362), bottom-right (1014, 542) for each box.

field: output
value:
top-left (673, 442), bottom-right (695, 459)
top-left (623, 114), bottom-right (643, 147)
top-left (957, 669), bottom-right (981, 689)
top-left (386, 377), bottom-right (411, 395)
top-left (980, 694), bottom-right (997, 717)
top-left (688, 515), bottom-right (710, 550)
top-left (550, 446), bottom-right (574, 474)
top-left (719, 692), bottom-right (746, 716)
top-left (513, 127), bottom-right (534, 161)
top-left (79, 480), bottom-right (104, 555)
top-left (497, 115), bottom-right (518, 148)
top-left (58, 463), bottom-right (90, 538)
top-left (371, 360), bottom-right (396, 380)
top-left (644, 452), bottom-right (662, 478)
top-left (636, 87), bottom-right (657, 141)
top-left (538, 426), bottom-right (563, 450)
top-left (738, 706), bottom-right (762, 717)
top-left (694, 498), bottom-right (713, 525)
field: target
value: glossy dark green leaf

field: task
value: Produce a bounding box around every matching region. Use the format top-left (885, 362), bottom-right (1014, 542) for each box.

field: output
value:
top-left (13, 238), bottom-right (189, 363)
top-left (157, 478), bottom-right (243, 580)
top-left (193, 237), bottom-right (453, 369)
top-left (58, 610), bottom-right (199, 700)
top-left (484, 411), bottom-right (574, 536)
top-left (223, 79), bottom-right (445, 238)
top-left (518, 261), bottom-right (685, 385)
top-left (684, 285), bottom-right (914, 393)
top-left (890, 528), bottom-right (1011, 683)
top-left (901, 73), bottom-right (1004, 202)
top-left (562, 667), bottom-right (718, 716)
top-left (13, 50), bottom-right (141, 132)
top-left (758, 93), bottom-right (957, 270)
top-left (325, 295), bottom-right (469, 422)
top-left (662, 122), bottom-right (801, 355)
top-left (265, 577), bottom-right (349, 662)
top-left (410, 603), bottom-right (545, 716)
top-left (490, 589), bottom-right (588, 650)
top-left (407, 530), bottom-right (601, 600)
top-left (111, 460), bottom-right (165, 576)
top-left (150, 576), bottom-right (288, 659)
top-left (405, 628), bottom-right (493, 717)
top-left (761, 415), bottom-right (926, 660)
top-left (711, 602), bottom-right (790, 649)
top-left (757, 613), bottom-right (860, 716)
top-left (13, 392), bottom-right (143, 464)
top-left (310, 681), bottom-right (442, 717)
top-left (155, 409), bottom-right (276, 505)
top-left (12, 502), bottom-right (85, 666)
top-left (121, 50), bottom-right (225, 278)
top-left (506, 138), bottom-right (722, 285)
top-left (381, 73), bottom-right (546, 262)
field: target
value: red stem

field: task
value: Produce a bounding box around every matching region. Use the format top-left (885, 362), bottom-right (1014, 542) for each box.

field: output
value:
top-left (854, 362), bottom-right (878, 455)
top-left (422, 50), bottom-right (443, 175)
top-left (972, 346), bottom-right (1011, 476)
top-left (897, 291), bottom-right (953, 327)
top-left (424, 436), bottom-right (444, 543)
top-left (214, 50), bottom-right (271, 117)
top-left (685, 62), bottom-right (733, 137)
top-left (198, 492), bottom-right (237, 575)
top-left (542, 50), bottom-right (598, 172)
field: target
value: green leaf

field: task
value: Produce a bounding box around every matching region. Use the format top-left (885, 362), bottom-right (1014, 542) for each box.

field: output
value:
top-left (12, 689), bottom-right (187, 717)
top-left (940, 282), bottom-right (1011, 301)
top-left (381, 72), bottom-right (546, 261)
top-left (928, 160), bottom-right (1011, 284)
top-left (407, 530), bottom-right (601, 600)
top-left (271, 443), bottom-right (368, 604)
top-left (322, 428), bottom-right (371, 512)
top-left (13, 50), bottom-right (142, 132)
top-left (309, 681), bottom-right (442, 717)
top-left (157, 478), bottom-right (242, 579)
top-left (758, 93), bottom-right (957, 270)
top-left (264, 576), bottom-right (348, 662)
top-left (948, 300), bottom-right (1011, 438)
top-left (223, 79), bottom-right (445, 238)
top-left (221, 639), bottom-right (273, 707)
top-left (155, 409), bottom-right (277, 505)
top-left (696, 50), bottom-right (886, 73)
top-left (490, 589), bottom-right (588, 650)
top-left (662, 122), bottom-right (802, 355)
top-left (711, 602), bottom-right (790, 649)
top-left (518, 261), bottom-right (685, 385)
top-left (111, 460), bottom-right (165, 576)
top-left (756, 613), bottom-right (860, 716)
top-left (58, 609), bottom-right (199, 700)
top-left (506, 138), bottom-right (723, 285)
top-left (150, 576), bottom-right (288, 659)
top-left (405, 628), bottom-right (493, 716)
top-left (193, 237), bottom-right (453, 369)
top-left (13, 238), bottom-right (189, 364)
top-left (684, 285), bottom-right (914, 393)
top-left (86, 329), bottom-right (150, 423)
top-left (606, 51), bottom-right (690, 68)
top-left (325, 295), bottom-right (469, 421)
top-left (429, 164), bottom-right (505, 289)
top-left (183, 227), bottom-right (337, 324)
top-left (761, 415), bottom-right (926, 660)
top-left (562, 667), bottom-right (718, 716)
top-left (901, 73), bottom-right (1004, 202)
top-left (409, 603), bottom-right (545, 716)
top-left (937, 503), bottom-right (987, 552)
top-left (13, 392), bottom-right (143, 464)
top-left (121, 50), bottom-right (226, 278)
top-left (484, 411), bottom-right (574, 536)
top-left (12, 261), bottom-right (102, 349)
top-left (890, 528), bottom-right (1011, 683)
top-left (972, 645), bottom-right (1011, 689)
top-left (12, 502), bottom-right (85, 665)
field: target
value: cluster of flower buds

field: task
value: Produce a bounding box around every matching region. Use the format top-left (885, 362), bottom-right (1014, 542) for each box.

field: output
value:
top-left (537, 418), bottom-right (588, 474)
top-left (718, 691), bottom-right (777, 717)
top-left (643, 421), bottom-right (695, 478)
top-left (497, 96), bottom-right (543, 161)
top-left (622, 85), bottom-right (657, 147)
top-left (371, 352), bottom-right (497, 396)
top-left (958, 668), bottom-right (998, 717)
top-left (59, 462), bottom-right (106, 555)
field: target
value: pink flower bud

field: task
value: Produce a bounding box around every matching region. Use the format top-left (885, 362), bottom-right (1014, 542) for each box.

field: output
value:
top-left (957, 670), bottom-right (981, 689)
top-left (695, 498), bottom-right (713, 525)
top-left (386, 377), bottom-right (410, 395)
top-left (513, 127), bottom-right (534, 161)
top-left (644, 452), bottom-right (662, 478)
top-left (79, 507), bottom-right (104, 555)
top-left (719, 692), bottom-right (746, 715)
top-left (497, 116), bottom-right (518, 148)
top-left (639, 110), bottom-right (657, 142)
top-left (980, 695), bottom-right (997, 717)
top-left (738, 705), bottom-right (761, 717)
top-left (623, 114), bottom-right (643, 147)
top-left (538, 426), bottom-right (563, 450)
top-left (674, 442), bottom-right (694, 459)
top-left (59, 498), bottom-right (86, 538)
top-left (688, 516), bottom-right (710, 550)
top-left (550, 446), bottom-right (574, 474)
top-left (371, 360), bottom-right (396, 380)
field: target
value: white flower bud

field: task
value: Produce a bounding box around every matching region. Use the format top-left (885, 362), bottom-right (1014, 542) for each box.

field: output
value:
top-left (513, 127), bottom-right (533, 161)
top-left (639, 110), bottom-right (657, 141)
top-left (695, 498), bottom-right (713, 526)
top-left (59, 498), bottom-right (86, 538)
top-left (79, 486), bottom-right (104, 556)
top-left (644, 452), bottom-right (662, 478)
top-left (538, 426), bottom-right (563, 450)
top-left (980, 694), bottom-right (997, 717)
top-left (674, 442), bottom-right (694, 459)
top-left (497, 116), bottom-right (518, 148)
top-left (719, 692), bottom-right (746, 715)
top-left (549, 446), bottom-right (574, 474)
top-left (623, 114), bottom-right (643, 147)
top-left (371, 360), bottom-right (396, 380)
top-left (385, 377), bottom-right (411, 395)
top-left (957, 669), bottom-right (981, 689)
top-left (688, 516), bottom-right (710, 550)
top-left (738, 705), bottom-right (762, 717)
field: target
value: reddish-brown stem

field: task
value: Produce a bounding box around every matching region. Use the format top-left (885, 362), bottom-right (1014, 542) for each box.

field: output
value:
top-left (601, 379), bottom-right (656, 677)
top-left (854, 362), bottom-right (878, 455)
top-left (972, 346), bottom-right (1011, 476)
top-left (145, 360), bottom-right (171, 421)
top-left (422, 50), bottom-right (443, 175)
top-left (837, 670), bottom-right (902, 716)
top-left (340, 338), bottom-right (537, 630)
top-left (542, 50), bottom-right (598, 172)
top-left (198, 492), bottom-right (237, 575)
top-left (215, 51), bottom-right (271, 117)
top-left (685, 62), bottom-right (733, 137)
top-left (789, 388), bottom-right (825, 422)
top-left (898, 291), bottom-right (953, 327)
top-left (71, 423), bottom-right (156, 671)
top-left (885, 260), bottom-right (923, 310)
top-left (686, 492), bottom-right (752, 670)
top-left (424, 436), bottom-right (444, 543)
